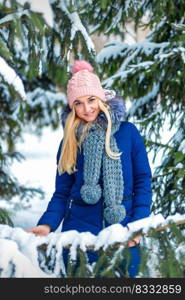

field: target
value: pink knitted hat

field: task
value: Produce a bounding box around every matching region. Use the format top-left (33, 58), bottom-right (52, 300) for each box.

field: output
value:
top-left (67, 60), bottom-right (106, 108)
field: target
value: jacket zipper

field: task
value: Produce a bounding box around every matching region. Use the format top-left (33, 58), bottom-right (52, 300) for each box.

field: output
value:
top-left (69, 198), bottom-right (73, 211)
top-left (64, 198), bottom-right (73, 219)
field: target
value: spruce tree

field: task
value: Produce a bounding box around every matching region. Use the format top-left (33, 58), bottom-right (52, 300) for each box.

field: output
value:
top-left (80, 0), bottom-right (185, 217)
top-left (0, 0), bottom-right (96, 221)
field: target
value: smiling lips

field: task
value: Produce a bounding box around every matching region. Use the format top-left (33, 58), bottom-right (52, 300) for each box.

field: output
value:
top-left (84, 112), bottom-right (95, 117)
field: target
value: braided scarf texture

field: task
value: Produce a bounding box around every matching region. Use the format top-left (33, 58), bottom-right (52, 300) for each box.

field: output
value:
top-left (78, 97), bottom-right (126, 225)
top-left (80, 121), bottom-right (126, 224)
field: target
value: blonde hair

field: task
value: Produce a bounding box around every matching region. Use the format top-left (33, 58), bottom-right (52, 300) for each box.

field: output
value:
top-left (58, 99), bottom-right (121, 175)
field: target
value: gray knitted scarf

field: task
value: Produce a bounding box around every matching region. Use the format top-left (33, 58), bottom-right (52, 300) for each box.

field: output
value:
top-left (77, 95), bottom-right (126, 225)
top-left (61, 93), bottom-right (127, 225)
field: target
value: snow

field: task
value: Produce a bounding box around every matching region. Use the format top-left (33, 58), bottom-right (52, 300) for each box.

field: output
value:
top-left (179, 140), bottom-right (185, 154)
top-left (97, 41), bottom-right (129, 62)
top-left (0, 0), bottom-right (53, 27)
top-left (157, 46), bottom-right (185, 64)
top-left (59, 2), bottom-right (95, 56)
top-left (17, 0), bottom-right (53, 28)
top-left (97, 40), bottom-right (169, 66)
top-left (2, 127), bottom-right (64, 230)
top-left (0, 239), bottom-right (49, 277)
top-left (0, 9), bottom-right (29, 25)
top-left (27, 88), bottom-right (67, 106)
top-left (97, 40), bottom-right (169, 87)
top-left (105, 8), bottom-right (123, 33)
top-left (0, 213), bottom-right (184, 277)
top-left (26, 88), bottom-right (67, 126)
top-left (166, 213), bottom-right (185, 224)
top-left (124, 0), bottom-right (146, 15)
top-left (128, 82), bottom-right (160, 116)
top-left (0, 56), bottom-right (26, 100)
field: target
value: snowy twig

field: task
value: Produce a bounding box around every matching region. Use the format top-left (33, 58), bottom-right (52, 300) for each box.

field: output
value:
top-left (0, 56), bottom-right (26, 100)
top-left (0, 10), bottom-right (29, 27)
top-left (0, 213), bottom-right (184, 277)
top-left (0, 214), bottom-right (184, 253)
top-left (59, 2), bottom-right (95, 56)
top-left (155, 218), bottom-right (185, 232)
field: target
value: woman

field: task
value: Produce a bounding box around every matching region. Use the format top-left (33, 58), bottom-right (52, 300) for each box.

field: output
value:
top-left (27, 60), bottom-right (152, 277)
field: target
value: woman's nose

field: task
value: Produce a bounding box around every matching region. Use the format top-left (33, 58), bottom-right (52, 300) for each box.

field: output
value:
top-left (83, 104), bottom-right (91, 113)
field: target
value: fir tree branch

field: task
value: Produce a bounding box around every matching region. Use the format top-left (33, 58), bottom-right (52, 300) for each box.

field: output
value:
top-left (36, 216), bottom-right (185, 252)
top-left (0, 10), bottom-right (29, 27)
top-left (155, 219), bottom-right (185, 232)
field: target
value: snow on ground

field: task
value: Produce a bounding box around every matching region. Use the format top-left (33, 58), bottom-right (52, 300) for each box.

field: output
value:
top-left (8, 126), bottom-right (63, 231)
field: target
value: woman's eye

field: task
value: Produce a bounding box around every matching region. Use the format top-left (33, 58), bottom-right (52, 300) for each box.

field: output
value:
top-left (89, 98), bottom-right (95, 102)
top-left (75, 102), bottom-right (81, 105)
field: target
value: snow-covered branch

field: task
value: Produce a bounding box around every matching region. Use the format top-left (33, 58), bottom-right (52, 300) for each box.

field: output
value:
top-left (0, 56), bottom-right (26, 100)
top-left (59, 2), bottom-right (95, 56)
top-left (0, 213), bottom-right (184, 277)
top-left (127, 82), bottom-right (160, 116)
top-left (0, 9), bottom-right (29, 26)
top-left (97, 40), bottom-right (171, 88)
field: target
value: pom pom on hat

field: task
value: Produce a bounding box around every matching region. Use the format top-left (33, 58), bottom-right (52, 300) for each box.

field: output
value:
top-left (67, 60), bottom-right (105, 108)
top-left (72, 60), bottom-right (94, 74)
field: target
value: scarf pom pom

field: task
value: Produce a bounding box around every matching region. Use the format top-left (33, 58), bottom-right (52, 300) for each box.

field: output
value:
top-left (80, 184), bottom-right (102, 204)
top-left (104, 204), bottom-right (126, 224)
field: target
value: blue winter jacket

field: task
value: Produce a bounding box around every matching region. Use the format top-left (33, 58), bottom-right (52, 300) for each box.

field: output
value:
top-left (37, 121), bottom-right (152, 235)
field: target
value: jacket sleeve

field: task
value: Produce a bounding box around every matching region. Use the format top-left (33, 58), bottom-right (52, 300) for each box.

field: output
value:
top-left (129, 123), bottom-right (152, 222)
top-left (37, 140), bottom-right (75, 231)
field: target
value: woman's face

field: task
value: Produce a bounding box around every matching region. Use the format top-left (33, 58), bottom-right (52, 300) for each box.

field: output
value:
top-left (73, 95), bottom-right (101, 122)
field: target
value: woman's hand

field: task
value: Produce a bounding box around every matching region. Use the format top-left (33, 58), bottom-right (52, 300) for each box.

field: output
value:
top-left (127, 235), bottom-right (141, 248)
top-left (26, 224), bottom-right (51, 236)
